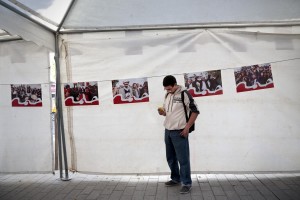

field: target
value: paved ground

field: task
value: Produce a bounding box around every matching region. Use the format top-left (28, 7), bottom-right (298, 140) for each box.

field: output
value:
top-left (0, 172), bottom-right (300, 200)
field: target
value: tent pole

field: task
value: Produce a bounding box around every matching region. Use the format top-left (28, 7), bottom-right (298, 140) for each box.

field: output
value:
top-left (54, 33), bottom-right (71, 181)
top-left (54, 33), bottom-right (63, 179)
top-left (56, 0), bottom-right (76, 32)
top-left (51, 0), bottom-right (75, 180)
top-left (59, 21), bottom-right (300, 34)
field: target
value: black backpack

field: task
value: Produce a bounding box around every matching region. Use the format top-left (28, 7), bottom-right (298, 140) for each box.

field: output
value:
top-left (181, 91), bottom-right (195, 133)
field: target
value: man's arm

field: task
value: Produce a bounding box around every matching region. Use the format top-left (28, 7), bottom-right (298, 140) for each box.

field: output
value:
top-left (181, 112), bottom-right (198, 137)
top-left (181, 91), bottom-right (200, 137)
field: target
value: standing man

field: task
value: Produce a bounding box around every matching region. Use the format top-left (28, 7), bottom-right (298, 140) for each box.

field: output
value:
top-left (158, 75), bottom-right (199, 194)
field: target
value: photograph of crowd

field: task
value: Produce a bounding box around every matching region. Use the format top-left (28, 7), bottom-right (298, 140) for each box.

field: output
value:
top-left (64, 82), bottom-right (99, 106)
top-left (234, 63), bottom-right (274, 92)
top-left (184, 70), bottom-right (223, 97)
top-left (11, 84), bottom-right (42, 107)
top-left (112, 78), bottom-right (149, 104)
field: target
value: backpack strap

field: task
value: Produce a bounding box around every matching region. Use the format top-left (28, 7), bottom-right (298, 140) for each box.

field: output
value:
top-left (165, 92), bottom-right (169, 99)
top-left (181, 91), bottom-right (189, 122)
top-left (181, 90), bottom-right (195, 133)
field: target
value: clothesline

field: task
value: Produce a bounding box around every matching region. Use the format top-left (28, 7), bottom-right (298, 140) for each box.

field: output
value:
top-left (1, 57), bottom-right (300, 86)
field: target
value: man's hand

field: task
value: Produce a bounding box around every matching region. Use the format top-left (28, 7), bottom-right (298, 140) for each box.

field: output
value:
top-left (157, 107), bottom-right (166, 116)
top-left (180, 127), bottom-right (189, 138)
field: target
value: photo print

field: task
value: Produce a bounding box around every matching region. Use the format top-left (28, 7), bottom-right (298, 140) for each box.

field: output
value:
top-left (64, 81), bottom-right (99, 106)
top-left (234, 63), bottom-right (274, 93)
top-left (112, 77), bottom-right (149, 104)
top-left (11, 84), bottom-right (42, 107)
top-left (184, 70), bottom-right (223, 97)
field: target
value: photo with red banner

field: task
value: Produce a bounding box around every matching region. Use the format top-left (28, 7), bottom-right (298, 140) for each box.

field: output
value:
top-left (234, 63), bottom-right (274, 93)
top-left (112, 78), bottom-right (149, 104)
top-left (11, 84), bottom-right (42, 107)
top-left (64, 81), bottom-right (99, 106)
top-left (184, 70), bottom-right (223, 97)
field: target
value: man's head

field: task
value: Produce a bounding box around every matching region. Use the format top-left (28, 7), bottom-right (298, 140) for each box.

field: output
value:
top-left (163, 75), bottom-right (178, 93)
top-left (123, 80), bottom-right (129, 88)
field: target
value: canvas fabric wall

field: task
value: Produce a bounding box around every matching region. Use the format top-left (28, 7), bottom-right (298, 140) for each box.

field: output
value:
top-left (64, 0), bottom-right (300, 29)
top-left (59, 26), bottom-right (300, 173)
top-left (0, 40), bottom-right (52, 172)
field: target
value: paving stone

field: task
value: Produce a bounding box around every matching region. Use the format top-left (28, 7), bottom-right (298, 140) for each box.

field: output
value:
top-left (123, 186), bottom-right (135, 196)
top-left (81, 185), bottom-right (96, 194)
top-left (136, 182), bottom-right (148, 191)
top-left (215, 196), bottom-right (228, 200)
top-left (191, 195), bottom-right (204, 200)
top-left (211, 186), bottom-right (225, 196)
top-left (241, 181), bottom-right (256, 191)
top-left (239, 196), bottom-right (253, 200)
top-left (156, 184), bottom-right (168, 198)
top-left (264, 195), bottom-right (280, 200)
top-left (190, 186), bottom-right (202, 196)
top-left (283, 189), bottom-right (300, 200)
top-left (132, 190), bottom-right (145, 200)
top-left (145, 186), bottom-right (157, 196)
top-left (1, 172), bottom-right (300, 200)
top-left (248, 190), bottom-right (265, 200)
top-left (52, 193), bottom-right (68, 200)
top-left (120, 195), bottom-right (133, 200)
top-left (144, 195), bottom-right (156, 200)
top-left (224, 190), bottom-right (240, 200)
top-left (198, 175), bottom-right (208, 183)
top-left (74, 194), bottom-right (89, 200)
top-left (108, 190), bottom-right (123, 200)
top-left (200, 182), bottom-right (212, 191)
top-left (272, 180), bottom-right (291, 190)
top-left (202, 190), bottom-right (215, 199)
top-left (98, 194), bottom-right (110, 200)
top-left (63, 189), bottom-right (82, 199)
top-left (233, 185), bottom-right (248, 196)
top-left (256, 185), bottom-right (274, 196)
top-left (115, 182), bottom-right (128, 191)
top-left (269, 189), bottom-right (293, 200)
top-left (235, 174), bottom-right (248, 182)
top-left (102, 185), bottom-right (116, 195)
top-left (86, 190), bottom-right (101, 199)
top-left (221, 184), bottom-right (235, 191)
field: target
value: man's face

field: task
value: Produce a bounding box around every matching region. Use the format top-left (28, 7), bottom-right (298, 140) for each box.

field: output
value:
top-left (164, 85), bottom-right (177, 94)
top-left (123, 82), bottom-right (129, 88)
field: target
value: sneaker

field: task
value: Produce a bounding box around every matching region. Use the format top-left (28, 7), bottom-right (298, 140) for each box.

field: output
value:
top-left (180, 186), bottom-right (192, 194)
top-left (165, 180), bottom-right (180, 187)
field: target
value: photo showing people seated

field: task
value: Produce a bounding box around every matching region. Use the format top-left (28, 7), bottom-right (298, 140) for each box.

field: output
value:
top-left (11, 84), bottom-right (42, 107)
top-left (64, 82), bottom-right (99, 106)
top-left (184, 70), bottom-right (223, 97)
top-left (112, 78), bottom-right (149, 104)
top-left (234, 63), bottom-right (274, 93)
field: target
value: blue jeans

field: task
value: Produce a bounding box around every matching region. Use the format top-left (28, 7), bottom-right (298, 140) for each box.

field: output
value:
top-left (165, 129), bottom-right (192, 186)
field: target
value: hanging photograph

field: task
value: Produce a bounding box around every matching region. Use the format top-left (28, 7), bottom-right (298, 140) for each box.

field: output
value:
top-left (184, 70), bottom-right (223, 97)
top-left (64, 81), bottom-right (99, 106)
top-left (112, 78), bottom-right (149, 104)
top-left (11, 84), bottom-right (42, 107)
top-left (234, 63), bottom-right (274, 93)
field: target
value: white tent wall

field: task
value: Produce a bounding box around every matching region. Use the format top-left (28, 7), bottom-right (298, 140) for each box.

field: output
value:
top-left (0, 40), bottom-right (52, 172)
top-left (64, 0), bottom-right (300, 29)
top-left (60, 26), bottom-right (300, 173)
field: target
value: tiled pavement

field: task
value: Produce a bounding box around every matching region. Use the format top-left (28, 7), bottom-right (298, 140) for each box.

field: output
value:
top-left (0, 172), bottom-right (300, 200)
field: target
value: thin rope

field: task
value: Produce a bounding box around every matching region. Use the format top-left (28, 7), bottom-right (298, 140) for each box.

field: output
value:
top-left (1, 57), bottom-right (300, 86)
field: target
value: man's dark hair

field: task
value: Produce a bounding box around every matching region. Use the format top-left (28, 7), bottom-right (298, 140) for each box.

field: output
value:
top-left (163, 75), bottom-right (177, 87)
